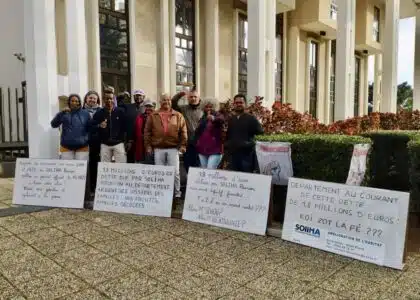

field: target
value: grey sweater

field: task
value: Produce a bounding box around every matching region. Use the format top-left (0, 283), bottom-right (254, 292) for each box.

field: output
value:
top-left (172, 93), bottom-right (203, 142)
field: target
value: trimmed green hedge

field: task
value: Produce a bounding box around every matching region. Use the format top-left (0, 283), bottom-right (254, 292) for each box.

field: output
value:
top-left (256, 134), bottom-right (371, 183)
top-left (408, 137), bottom-right (420, 213)
top-left (361, 131), bottom-right (420, 192)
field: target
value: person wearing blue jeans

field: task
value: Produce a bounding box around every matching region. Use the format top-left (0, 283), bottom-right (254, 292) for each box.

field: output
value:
top-left (194, 98), bottom-right (224, 169)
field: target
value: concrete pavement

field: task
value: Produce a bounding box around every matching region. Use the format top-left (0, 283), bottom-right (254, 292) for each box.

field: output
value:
top-left (0, 179), bottom-right (420, 299)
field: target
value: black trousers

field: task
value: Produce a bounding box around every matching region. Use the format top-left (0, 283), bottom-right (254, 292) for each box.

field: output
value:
top-left (88, 142), bottom-right (101, 192)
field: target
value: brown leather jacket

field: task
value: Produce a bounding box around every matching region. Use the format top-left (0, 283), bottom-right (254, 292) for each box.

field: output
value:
top-left (144, 110), bottom-right (188, 151)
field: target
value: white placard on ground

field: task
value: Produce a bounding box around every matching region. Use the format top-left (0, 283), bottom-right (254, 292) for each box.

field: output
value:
top-left (256, 141), bottom-right (293, 185)
top-left (182, 168), bottom-right (272, 235)
top-left (13, 158), bottom-right (87, 208)
top-left (94, 162), bottom-right (175, 217)
top-left (282, 177), bottom-right (410, 270)
top-left (346, 144), bottom-right (370, 186)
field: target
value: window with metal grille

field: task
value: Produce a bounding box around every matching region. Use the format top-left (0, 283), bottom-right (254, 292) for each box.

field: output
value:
top-left (275, 13), bottom-right (283, 102)
top-left (175, 0), bottom-right (196, 92)
top-left (330, 0), bottom-right (338, 20)
top-left (373, 6), bottom-right (380, 42)
top-left (354, 57), bottom-right (361, 116)
top-left (238, 13), bottom-right (248, 96)
top-left (309, 41), bottom-right (319, 117)
top-left (330, 40), bottom-right (336, 123)
top-left (99, 0), bottom-right (131, 95)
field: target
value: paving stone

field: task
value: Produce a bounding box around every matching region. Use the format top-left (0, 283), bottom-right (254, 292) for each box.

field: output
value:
top-left (0, 246), bottom-right (43, 268)
top-left (247, 271), bottom-right (314, 299)
top-left (230, 231), bottom-right (271, 246)
top-left (59, 288), bottom-right (110, 300)
top-left (0, 215), bottom-right (49, 234)
top-left (149, 236), bottom-right (204, 258)
top-left (321, 273), bottom-right (387, 299)
top-left (0, 286), bottom-right (25, 300)
top-left (31, 235), bottom-right (86, 256)
top-left (219, 287), bottom-right (275, 300)
top-left (106, 220), bottom-right (152, 235)
top-left (127, 227), bottom-right (172, 245)
top-left (0, 256), bottom-right (62, 284)
top-left (154, 218), bottom-right (197, 236)
top-left (167, 270), bottom-right (241, 299)
top-left (18, 227), bottom-right (67, 245)
top-left (378, 273), bottom-right (420, 299)
top-left (338, 261), bottom-right (401, 285)
top-left (0, 202), bottom-right (10, 209)
top-left (31, 209), bottom-right (83, 225)
top-left (0, 227), bottom-right (12, 238)
top-left (79, 211), bottom-right (128, 227)
top-left (113, 246), bottom-right (172, 269)
top-left (300, 288), bottom-right (349, 300)
top-left (90, 235), bottom-right (145, 256)
top-left (67, 257), bottom-right (133, 285)
top-left (179, 228), bottom-right (228, 246)
top-left (50, 245), bottom-right (108, 266)
top-left (142, 257), bottom-right (205, 282)
top-left (97, 271), bottom-right (164, 299)
top-left (208, 237), bottom-right (259, 257)
top-left (53, 220), bottom-right (103, 234)
top-left (18, 271), bottom-right (87, 300)
top-left (72, 226), bottom-right (122, 244)
top-left (139, 286), bottom-right (189, 300)
top-left (0, 235), bottom-right (25, 253)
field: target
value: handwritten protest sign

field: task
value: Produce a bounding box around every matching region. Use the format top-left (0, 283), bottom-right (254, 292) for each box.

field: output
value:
top-left (282, 177), bottom-right (409, 269)
top-left (256, 141), bottom-right (293, 186)
top-left (13, 158), bottom-right (87, 208)
top-left (346, 144), bottom-right (370, 186)
top-left (183, 168), bottom-right (271, 235)
top-left (94, 163), bottom-right (175, 217)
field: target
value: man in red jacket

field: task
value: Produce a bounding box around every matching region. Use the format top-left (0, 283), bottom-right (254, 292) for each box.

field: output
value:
top-left (133, 99), bottom-right (156, 163)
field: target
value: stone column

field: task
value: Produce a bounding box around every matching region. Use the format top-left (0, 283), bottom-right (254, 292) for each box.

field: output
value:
top-left (247, 0), bottom-right (266, 100)
top-left (414, 9), bottom-right (420, 110)
top-left (85, 0), bottom-right (102, 94)
top-left (24, 0), bottom-right (59, 158)
top-left (381, 0), bottom-right (399, 113)
top-left (287, 26), bottom-right (301, 111)
top-left (204, 0), bottom-right (219, 98)
top-left (65, 0), bottom-right (88, 95)
top-left (265, 0), bottom-right (276, 107)
top-left (159, 0), bottom-right (172, 94)
top-left (373, 54), bottom-right (382, 111)
top-left (335, 0), bottom-right (356, 120)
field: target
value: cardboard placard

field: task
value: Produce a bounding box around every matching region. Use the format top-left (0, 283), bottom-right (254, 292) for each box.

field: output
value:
top-left (94, 162), bottom-right (175, 217)
top-left (282, 177), bottom-right (410, 270)
top-left (183, 168), bottom-right (271, 235)
top-left (13, 158), bottom-right (87, 208)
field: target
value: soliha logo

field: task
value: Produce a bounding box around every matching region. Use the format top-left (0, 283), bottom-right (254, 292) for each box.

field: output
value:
top-left (295, 224), bottom-right (321, 237)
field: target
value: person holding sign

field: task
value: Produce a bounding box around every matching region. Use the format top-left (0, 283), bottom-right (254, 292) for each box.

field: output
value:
top-left (144, 93), bottom-right (188, 204)
top-left (51, 94), bottom-right (91, 160)
top-left (193, 98), bottom-right (225, 169)
top-left (225, 94), bottom-right (264, 173)
top-left (92, 88), bottom-right (128, 163)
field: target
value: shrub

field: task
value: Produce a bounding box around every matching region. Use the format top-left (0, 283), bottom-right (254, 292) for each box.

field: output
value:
top-left (362, 131), bottom-right (420, 193)
top-left (407, 137), bottom-right (420, 213)
top-left (256, 134), bottom-right (371, 183)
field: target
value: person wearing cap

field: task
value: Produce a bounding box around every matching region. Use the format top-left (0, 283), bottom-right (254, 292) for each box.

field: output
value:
top-left (133, 90), bottom-right (146, 114)
top-left (132, 99), bottom-right (156, 163)
top-left (124, 89), bottom-right (147, 163)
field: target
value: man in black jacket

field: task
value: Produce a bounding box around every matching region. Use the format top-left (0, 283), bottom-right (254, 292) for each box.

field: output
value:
top-left (225, 94), bottom-right (264, 173)
top-left (92, 89), bottom-right (128, 163)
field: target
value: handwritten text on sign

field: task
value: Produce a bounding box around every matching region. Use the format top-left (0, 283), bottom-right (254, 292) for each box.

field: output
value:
top-left (94, 163), bottom-right (175, 217)
top-left (13, 158), bottom-right (87, 208)
top-left (282, 177), bottom-right (409, 270)
top-left (183, 168), bottom-right (271, 235)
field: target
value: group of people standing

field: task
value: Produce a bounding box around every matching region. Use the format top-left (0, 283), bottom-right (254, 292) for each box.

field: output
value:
top-left (51, 88), bottom-right (264, 208)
